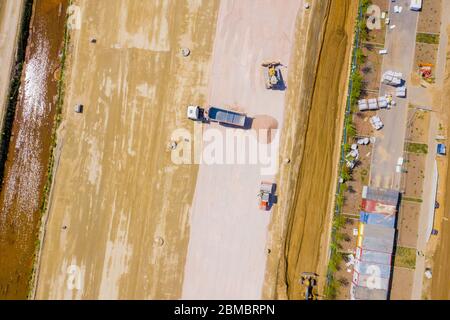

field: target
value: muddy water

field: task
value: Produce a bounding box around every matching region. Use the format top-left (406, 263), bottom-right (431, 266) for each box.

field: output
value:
top-left (0, 0), bottom-right (68, 299)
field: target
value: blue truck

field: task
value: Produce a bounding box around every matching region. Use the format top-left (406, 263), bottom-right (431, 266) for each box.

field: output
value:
top-left (187, 105), bottom-right (246, 127)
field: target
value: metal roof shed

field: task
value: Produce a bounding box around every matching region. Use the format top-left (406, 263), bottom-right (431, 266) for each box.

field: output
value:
top-left (362, 199), bottom-right (397, 215)
top-left (356, 247), bottom-right (393, 266)
top-left (353, 272), bottom-right (390, 291)
top-left (363, 224), bottom-right (396, 241)
top-left (361, 236), bottom-right (395, 253)
top-left (354, 260), bottom-right (392, 279)
top-left (362, 186), bottom-right (400, 205)
top-left (360, 211), bottom-right (396, 228)
top-left (353, 285), bottom-right (389, 300)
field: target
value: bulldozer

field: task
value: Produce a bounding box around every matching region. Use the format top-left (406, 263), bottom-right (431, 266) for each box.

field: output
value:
top-left (300, 272), bottom-right (318, 300)
top-left (261, 61), bottom-right (282, 89)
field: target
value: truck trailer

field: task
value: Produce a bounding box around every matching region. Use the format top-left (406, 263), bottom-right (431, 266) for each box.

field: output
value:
top-left (410, 0), bottom-right (422, 11)
top-left (187, 105), bottom-right (247, 127)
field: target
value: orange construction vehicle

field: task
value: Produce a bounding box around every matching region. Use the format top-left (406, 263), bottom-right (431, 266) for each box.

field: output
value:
top-left (258, 181), bottom-right (275, 210)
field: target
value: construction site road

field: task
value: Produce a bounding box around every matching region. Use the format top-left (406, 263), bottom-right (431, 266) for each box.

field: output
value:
top-left (181, 0), bottom-right (303, 300)
top-left (370, 0), bottom-right (419, 190)
top-left (431, 1), bottom-right (450, 299)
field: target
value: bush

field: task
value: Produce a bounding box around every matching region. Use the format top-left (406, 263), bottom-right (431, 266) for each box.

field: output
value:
top-left (355, 47), bottom-right (365, 65)
top-left (350, 71), bottom-right (363, 105)
top-left (333, 214), bottom-right (347, 230)
top-left (345, 118), bottom-right (357, 139)
top-left (325, 278), bottom-right (339, 299)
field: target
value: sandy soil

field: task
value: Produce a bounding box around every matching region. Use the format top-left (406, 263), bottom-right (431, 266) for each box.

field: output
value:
top-left (34, 0), bottom-right (358, 300)
top-left (263, 0), bottom-right (358, 299)
top-left (34, 0), bottom-right (219, 299)
top-left (0, 0), bottom-right (24, 125)
top-left (181, 0), bottom-right (303, 300)
top-left (431, 29), bottom-right (450, 300)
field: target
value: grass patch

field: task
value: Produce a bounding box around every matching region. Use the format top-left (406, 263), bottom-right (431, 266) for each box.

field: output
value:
top-left (360, 168), bottom-right (368, 184)
top-left (406, 142), bottom-right (428, 154)
top-left (394, 247), bottom-right (417, 269)
top-left (416, 33), bottom-right (440, 44)
top-left (402, 197), bottom-right (423, 203)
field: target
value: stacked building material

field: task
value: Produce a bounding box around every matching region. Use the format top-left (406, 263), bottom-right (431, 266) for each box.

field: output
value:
top-left (368, 98), bottom-right (378, 110)
top-left (350, 186), bottom-right (400, 300)
top-left (358, 99), bottom-right (369, 111)
top-left (377, 96), bottom-right (388, 108)
top-left (382, 70), bottom-right (403, 86)
top-left (358, 96), bottom-right (393, 112)
top-left (369, 116), bottom-right (383, 130)
top-left (396, 86), bottom-right (407, 98)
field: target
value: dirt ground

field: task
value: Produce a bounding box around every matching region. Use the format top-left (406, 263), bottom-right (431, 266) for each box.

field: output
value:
top-left (181, 0), bottom-right (303, 300)
top-left (262, 0), bottom-right (358, 299)
top-left (334, 217), bottom-right (359, 300)
top-left (339, 217), bottom-right (358, 254)
top-left (417, 0), bottom-right (442, 34)
top-left (414, 42), bottom-right (439, 78)
top-left (354, 111), bottom-right (377, 136)
top-left (342, 142), bottom-right (373, 214)
top-left (334, 259), bottom-right (353, 299)
top-left (390, 267), bottom-right (414, 300)
top-left (404, 154), bottom-right (426, 198)
top-left (34, 0), bottom-right (220, 299)
top-left (407, 109), bottom-right (431, 144)
top-left (361, 44), bottom-right (384, 92)
top-left (431, 27), bottom-right (450, 300)
top-left (397, 201), bottom-right (420, 248)
top-left (32, 0), bottom-right (360, 300)
top-left (0, 0), bottom-right (24, 126)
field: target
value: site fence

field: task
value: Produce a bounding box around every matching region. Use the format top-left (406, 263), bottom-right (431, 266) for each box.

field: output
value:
top-left (325, 0), bottom-right (365, 297)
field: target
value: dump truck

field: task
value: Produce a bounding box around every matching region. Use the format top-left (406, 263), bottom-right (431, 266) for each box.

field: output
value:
top-left (187, 105), bottom-right (247, 127)
top-left (261, 61), bottom-right (282, 89)
top-left (258, 181), bottom-right (275, 210)
top-left (300, 272), bottom-right (318, 300)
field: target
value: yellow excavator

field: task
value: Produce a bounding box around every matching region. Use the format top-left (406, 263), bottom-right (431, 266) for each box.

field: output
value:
top-left (261, 60), bottom-right (282, 89)
top-left (300, 272), bottom-right (318, 300)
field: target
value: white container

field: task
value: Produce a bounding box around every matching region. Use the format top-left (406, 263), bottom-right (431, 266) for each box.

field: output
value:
top-left (410, 0), bottom-right (422, 11)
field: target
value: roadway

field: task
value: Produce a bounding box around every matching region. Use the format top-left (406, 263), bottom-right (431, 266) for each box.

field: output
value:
top-left (370, 0), bottom-right (419, 190)
top-left (181, 0), bottom-right (303, 299)
top-left (368, 0), bottom-right (423, 300)
top-left (370, 0), bottom-right (450, 300)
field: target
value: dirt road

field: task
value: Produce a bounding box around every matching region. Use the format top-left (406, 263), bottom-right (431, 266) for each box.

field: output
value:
top-left (0, 0), bottom-right (24, 126)
top-left (432, 158), bottom-right (450, 299)
top-left (263, 0), bottom-right (358, 299)
top-left (431, 27), bottom-right (450, 300)
top-left (35, 0), bottom-right (219, 299)
top-left (181, 0), bottom-right (303, 299)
